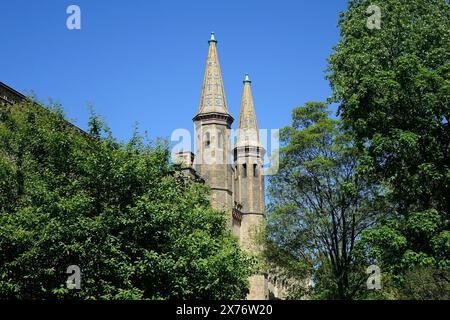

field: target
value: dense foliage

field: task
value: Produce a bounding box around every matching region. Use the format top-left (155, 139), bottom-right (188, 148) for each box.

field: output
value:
top-left (326, 0), bottom-right (449, 298)
top-left (267, 0), bottom-right (449, 299)
top-left (0, 100), bottom-right (251, 299)
top-left (267, 102), bottom-right (385, 299)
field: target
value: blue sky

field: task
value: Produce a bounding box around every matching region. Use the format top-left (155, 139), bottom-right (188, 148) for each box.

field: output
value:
top-left (1, 0), bottom-right (347, 144)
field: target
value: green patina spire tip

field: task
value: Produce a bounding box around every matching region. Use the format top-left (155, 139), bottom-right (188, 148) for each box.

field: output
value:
top-left (209, 32), bottom-right (217, 43)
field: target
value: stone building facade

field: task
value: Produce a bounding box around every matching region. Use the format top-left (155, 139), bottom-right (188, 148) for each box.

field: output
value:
top-left (0, 82), bottom-right (26, 106)
top-left (175, 33), bottom-right (268, 300)
top-left (1, 33), bottom-right (280, 299)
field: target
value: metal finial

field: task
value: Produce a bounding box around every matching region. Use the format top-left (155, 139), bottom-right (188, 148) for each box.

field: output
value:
top-left (243, 73), bottom-right (251, 83)
top-left (209, 32), bottom-right (217, 43)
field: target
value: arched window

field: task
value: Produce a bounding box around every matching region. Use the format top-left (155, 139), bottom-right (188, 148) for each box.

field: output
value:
top-left (253, 163), bottom-right (258, 177)
top-left (205, 132), bottom-right (211, 148)
top-left (242, 163), bottom-right (247, 178)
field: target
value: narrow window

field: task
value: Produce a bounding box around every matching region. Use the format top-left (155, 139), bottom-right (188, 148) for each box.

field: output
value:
top-left (242, 163), bottom-right (247, 178)
top-left (253, 164), bottom-right (258, 177)
top-left (218, 131), bottom-right (223, 149)
top-left (205, 132), bottom-right (210, 148)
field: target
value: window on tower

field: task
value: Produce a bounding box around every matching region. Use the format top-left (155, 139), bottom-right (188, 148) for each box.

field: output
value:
top-left (205, 132), bottom-right (211, 148)
top-left (253, 163), bottom-right (258, 177)
top-left (217, 131), bottom-right (223, 149)
top-left (242, 163), bottom-right (247, 178)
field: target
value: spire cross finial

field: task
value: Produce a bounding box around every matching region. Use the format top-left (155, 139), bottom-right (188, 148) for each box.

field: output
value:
top-left (209, 32), bottom-right (217, 43)
top-left (243, 73), bottom-right (251, 84)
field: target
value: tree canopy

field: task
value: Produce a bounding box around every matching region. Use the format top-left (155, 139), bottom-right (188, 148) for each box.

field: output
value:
top-left (326, 0), bottom-right (450, 298)
top-left (267, 102), bottom-right (385, 299)
top-left (0, 99), bottom-right (251, 299)
top-left (267, 0), bottom-right (449, 299)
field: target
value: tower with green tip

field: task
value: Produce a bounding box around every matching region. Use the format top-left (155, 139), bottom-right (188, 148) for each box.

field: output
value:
top-left (179, 33), bottom-right (268, 300)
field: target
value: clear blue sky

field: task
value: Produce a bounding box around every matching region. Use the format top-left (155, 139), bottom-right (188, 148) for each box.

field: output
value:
top-left (1, 0), bottom-right (347, 143)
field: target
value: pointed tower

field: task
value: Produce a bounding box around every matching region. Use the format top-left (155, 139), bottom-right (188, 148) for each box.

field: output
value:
top-left (193, 33), bottom-right (234, 214)
top-left (234, 74), bottom-right (268, 300)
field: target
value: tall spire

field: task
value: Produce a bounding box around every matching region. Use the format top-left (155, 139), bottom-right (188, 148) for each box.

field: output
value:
top-left (196, 32), bottom-right (230, 116)
top-left (237, 73), bottom-right (260, 147)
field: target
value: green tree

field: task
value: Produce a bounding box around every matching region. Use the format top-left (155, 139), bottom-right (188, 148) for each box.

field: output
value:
top-left (267, 102), bottom-right (384, 299)
top-left (327, 0), bottom-right (450, 298)
top-left (0, 99), bottom-right (251, 299)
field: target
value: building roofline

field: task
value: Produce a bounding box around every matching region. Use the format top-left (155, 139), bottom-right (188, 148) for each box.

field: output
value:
top-left (0, 81), bottom-right (27, 99)
top-left (0, 81), bottom-right (90, 138)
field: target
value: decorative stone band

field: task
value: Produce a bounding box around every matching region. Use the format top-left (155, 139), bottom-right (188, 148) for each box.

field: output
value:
top-left (210, 187), bottom-right (233, 195)
top-left (240, 212), bottom-right (265, 216)
top-left (192, 111), bottom-right (234, 126)
top-left (233, 145), bottom-right (265, 161)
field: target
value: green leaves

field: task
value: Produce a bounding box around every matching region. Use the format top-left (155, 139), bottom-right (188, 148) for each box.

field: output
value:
top-left (406, 209), bottom-right (441, 239)
top-left (267, 102), bottom-right (383, 299)
top-left (328, 0), bottom-right (450, 298)
top-left (0, 100), bottom-right (251, 299)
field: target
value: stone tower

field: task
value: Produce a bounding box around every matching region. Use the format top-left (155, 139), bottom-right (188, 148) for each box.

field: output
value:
top-left (189, 33), bottom-right (268, 300)
top-left (193, 32), bottom-right (234, 214)
top-left (234, 74), bottom-right (267, 300)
